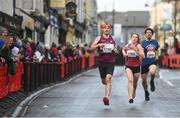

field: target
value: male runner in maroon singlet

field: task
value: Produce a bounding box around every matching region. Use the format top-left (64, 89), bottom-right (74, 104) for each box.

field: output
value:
top-left (91, 21), bottom-right (118, 106)
top-left (122, 33), bottom-right (145, 103)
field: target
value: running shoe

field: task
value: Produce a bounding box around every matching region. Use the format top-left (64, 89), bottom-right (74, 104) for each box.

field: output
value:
top-left (145, 90), bottom-right (150, 101)
top-left (129, 99), bottom-right (134, 103)
top-left (103, 96), bottom-right (109, 105)
top-left (150, 80), bottom-right (155, 92)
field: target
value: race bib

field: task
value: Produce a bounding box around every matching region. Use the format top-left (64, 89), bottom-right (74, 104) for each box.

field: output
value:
top-left (147, 51), bottom-right (155, 58)
top-left (102, 44), bottom-right (114, 53)
top-left (127, 50), bottom-right (137, 57)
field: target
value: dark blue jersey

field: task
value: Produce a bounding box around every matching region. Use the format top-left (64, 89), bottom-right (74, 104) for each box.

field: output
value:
top-left (141, 39), bottom-right (159, 65)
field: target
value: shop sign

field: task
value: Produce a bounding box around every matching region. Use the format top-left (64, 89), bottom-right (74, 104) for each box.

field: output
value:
top-left (50, 0), bottom-right (66, 9)
top-left (0, 11), bottom-right (22, 31)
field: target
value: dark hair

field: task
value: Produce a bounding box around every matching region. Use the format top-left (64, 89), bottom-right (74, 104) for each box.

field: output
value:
top-left (131, 32), bottom-right (140, 43)
top-left (144, 28), bottom-right (154, 35)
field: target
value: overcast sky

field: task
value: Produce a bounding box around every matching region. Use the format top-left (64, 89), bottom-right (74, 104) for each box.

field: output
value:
top-left (96, 0), bottom-right (156, 12)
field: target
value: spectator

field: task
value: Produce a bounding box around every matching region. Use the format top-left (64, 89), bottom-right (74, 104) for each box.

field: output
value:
top-left (50, 42), bottom-right (58, 61)
top-left (44, 44), bottom-right (51, 62)
top-left (64, 42), bottom-right (73, 61)
top-left (0, 38), bottom-right (5, 62)
top-left (1, 35), bottom-right (16, 75)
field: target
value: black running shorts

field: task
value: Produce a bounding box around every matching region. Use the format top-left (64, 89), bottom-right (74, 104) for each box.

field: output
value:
top-left (98, 61), bottom-right (115, 79)
top-left (141, 61), bottom-right (157, 74)
top-left (125, 66), bottom-right (140, 74)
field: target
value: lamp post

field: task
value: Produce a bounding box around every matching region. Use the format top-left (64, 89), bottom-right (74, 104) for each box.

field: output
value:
top-left (133, 15), bottom-right (136, 32)
top-left (13, 0), bottom-right (16, 16)
top-left (112, 0), bottom-right (115, 35)
top-left (174, 0), bottom-right (177, 37)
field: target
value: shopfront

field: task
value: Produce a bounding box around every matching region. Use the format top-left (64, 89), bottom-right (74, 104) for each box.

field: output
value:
top-left (0, 11), bottom-right (22, 36)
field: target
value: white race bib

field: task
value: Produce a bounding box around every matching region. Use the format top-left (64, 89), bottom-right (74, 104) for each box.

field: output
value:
top-left (102, 44), bottom-right (114, 53)
top-left (127, 50), bottom-right (137, 57)
top-left (147, 51), bottom-right (155, 58)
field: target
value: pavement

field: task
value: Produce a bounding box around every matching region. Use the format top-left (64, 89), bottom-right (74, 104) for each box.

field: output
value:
top-left (12, 66), bottom-right (180, 117)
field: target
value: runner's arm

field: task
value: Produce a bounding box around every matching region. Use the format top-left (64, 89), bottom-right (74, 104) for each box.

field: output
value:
top-left (91, 36), bottom-right (104, 49)
top-left (137, 44), bottom-right (145, 59)
top-left (112, 36), bottom-right (118, 54)
top-left (122, 47), bottom-right (127, 57)
top-left (155, 41), bottom-right (160, 60)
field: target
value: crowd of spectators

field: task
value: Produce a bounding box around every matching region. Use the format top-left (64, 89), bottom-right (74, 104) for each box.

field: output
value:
top-left (0, 31), bottom-right (94, 75)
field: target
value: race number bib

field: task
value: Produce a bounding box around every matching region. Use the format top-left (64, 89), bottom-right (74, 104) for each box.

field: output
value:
top-left (127, 50), bottom-right (137, 57)
top-left (102, 44), bottom-right (114, 53)
top-left (147, 51), bottom-right (155, 58)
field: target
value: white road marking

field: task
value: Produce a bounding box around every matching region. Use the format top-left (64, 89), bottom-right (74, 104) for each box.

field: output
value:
top-left (163, 80), bottom-right (174, 86)
top-left (159, 71), bottom-right (173, 86)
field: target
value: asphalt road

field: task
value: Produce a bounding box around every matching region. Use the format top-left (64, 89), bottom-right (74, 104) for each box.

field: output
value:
top-left (23, 66), bottom-right (180, 117)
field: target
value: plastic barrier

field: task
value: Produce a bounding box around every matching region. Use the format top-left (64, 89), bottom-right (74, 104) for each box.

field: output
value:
top-left (81, 56), bottom-right (86, 69)
top-left (8, 62), bottom-right (23, 92)
top-left (160, 54), bottom-right (180, 68)
top-left (89, 55), bottom-right (95, 68)
top-left (0, 63), bottom-right (8, 99)
top-left (60, 55), bottom-right (65, 79)
top-left (161, 55), bottom-right (168, 67)
top-left (168, 55), bottom-right (180, 68)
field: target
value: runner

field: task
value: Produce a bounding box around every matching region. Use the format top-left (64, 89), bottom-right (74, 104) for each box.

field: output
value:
top-left (91, 21), bottom-right (118, 105)
top-left (122, 33), bottom-right (145, 103)
top-left (141, 28), bottom-right (159, 101)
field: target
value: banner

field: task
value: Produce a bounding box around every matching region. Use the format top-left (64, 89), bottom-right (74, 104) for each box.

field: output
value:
top-left (50, 0), bottom-right (66, 9)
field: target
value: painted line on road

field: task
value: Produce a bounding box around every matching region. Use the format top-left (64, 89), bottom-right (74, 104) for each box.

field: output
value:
top-left (159, 71), bottom-right (173, 87)
top-left (163, 80), bottom-right (174, 86)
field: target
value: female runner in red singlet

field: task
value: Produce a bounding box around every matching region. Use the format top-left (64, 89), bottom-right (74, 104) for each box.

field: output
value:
top-left (122, 33), bottom-right (145, 103)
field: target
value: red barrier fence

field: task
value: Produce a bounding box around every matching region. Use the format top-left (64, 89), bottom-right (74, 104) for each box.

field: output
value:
top-left (0, 62), bottom-right (23, 99)
top-left (0, 63), bottom-right (8, 99)
top-left (161, 54), bottom-right (180, 68)
top-left (0, 54), bottom-right (97, 99)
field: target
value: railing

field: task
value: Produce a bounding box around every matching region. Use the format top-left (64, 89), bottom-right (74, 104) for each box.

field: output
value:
top-left (0, 55), bottom-right (97, 99)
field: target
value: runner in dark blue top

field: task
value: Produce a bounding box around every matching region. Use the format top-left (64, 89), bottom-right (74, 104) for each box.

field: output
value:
top-left (141, 28), bottom-right (159, 101)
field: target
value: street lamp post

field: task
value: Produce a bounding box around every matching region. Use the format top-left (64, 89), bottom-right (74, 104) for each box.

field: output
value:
top-left (133, 15), bottom-right (136, 32)
top-left (174, 0), bottom-right (177, 37)
top-left (13, 0), bottom-right (16, 16)
top-left (112, 9), bottom-right (115, 35)
top-left (112, 0), bottom-right (115, 35)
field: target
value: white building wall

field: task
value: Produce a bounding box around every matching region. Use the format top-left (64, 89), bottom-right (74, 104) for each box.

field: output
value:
top-left (36, 0), bottom-right (44, 15)
top-left (45, 25), bottom-right (51, 45)
top-left (0, 0), bottom-right (13, 16)
top-left (76, 0), bottom-right (85, 23)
